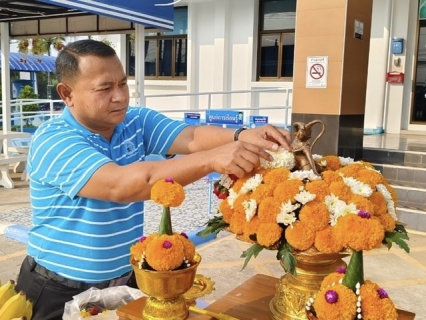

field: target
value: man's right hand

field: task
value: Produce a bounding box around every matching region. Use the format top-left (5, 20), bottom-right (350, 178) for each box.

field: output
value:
top-left (207, 141), bottom-right (274, 178)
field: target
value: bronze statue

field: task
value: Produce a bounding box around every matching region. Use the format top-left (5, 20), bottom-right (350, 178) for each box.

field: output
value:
top-left (290, 120), bottom-right (325, 175)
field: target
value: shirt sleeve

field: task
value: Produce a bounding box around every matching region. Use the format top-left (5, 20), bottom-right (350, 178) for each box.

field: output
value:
top-left (27, 127), bottom-right (112, 199)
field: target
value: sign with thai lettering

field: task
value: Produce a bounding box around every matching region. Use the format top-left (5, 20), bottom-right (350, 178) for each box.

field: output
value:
top-left (184, 112), bottom-right (201, 126)
top-left (206, 110), bottom-right (244, 125)
top-left (249, 116), bottom-right (268, 128)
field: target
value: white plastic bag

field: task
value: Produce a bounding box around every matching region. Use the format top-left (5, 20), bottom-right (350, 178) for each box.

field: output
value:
top-left (63, 286), bottom-right (144, 320)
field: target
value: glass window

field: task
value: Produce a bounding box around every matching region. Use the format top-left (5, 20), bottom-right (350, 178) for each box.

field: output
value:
top-left (127, 7), bottom-right (188, 79)
top-left (258, 0), bottom-right (296, 80)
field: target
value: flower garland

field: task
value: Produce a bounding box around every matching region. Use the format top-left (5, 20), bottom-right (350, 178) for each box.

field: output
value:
top-left (130, 178), bottom-right (196, 271)
top-left (199, 149), bottom-right (410, 320)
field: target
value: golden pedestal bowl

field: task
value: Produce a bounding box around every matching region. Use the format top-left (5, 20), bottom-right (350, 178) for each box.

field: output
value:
top-left (131, 253), bottom-right (202, 320)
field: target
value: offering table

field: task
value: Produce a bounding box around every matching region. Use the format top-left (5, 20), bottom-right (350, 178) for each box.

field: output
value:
top-left (117, 274), bottom-right (415, 320)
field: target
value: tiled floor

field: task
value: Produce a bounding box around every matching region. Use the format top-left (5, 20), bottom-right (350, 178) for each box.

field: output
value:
top-left (363, 132), bottom-right (426, 152)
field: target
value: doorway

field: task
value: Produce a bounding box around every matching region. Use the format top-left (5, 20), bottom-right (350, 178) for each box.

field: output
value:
top-left (413, 19), bottom-right (426, 122)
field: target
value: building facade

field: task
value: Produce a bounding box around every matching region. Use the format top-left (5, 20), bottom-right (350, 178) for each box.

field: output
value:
top-left (94, 0), bottom-right (426, 134)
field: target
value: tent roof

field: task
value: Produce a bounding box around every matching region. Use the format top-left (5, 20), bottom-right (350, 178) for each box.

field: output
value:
top-left (0, 0), bottom-right (174, 31)
top-left (0, 52), bottom-right (55, 72)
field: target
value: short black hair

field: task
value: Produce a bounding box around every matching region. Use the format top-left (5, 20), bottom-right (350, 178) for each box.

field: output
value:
top-left (56, 39), bottom-right (117, 83)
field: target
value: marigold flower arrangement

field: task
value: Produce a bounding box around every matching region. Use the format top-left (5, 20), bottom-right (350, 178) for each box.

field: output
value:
top-left (198, 149), bottom-right (410, 319)
top-left (130, 178), bottom-right (196, 271)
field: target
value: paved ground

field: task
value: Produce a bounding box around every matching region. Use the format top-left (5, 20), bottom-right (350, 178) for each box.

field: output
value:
top-left (1, 171), bottom-right (426, 319)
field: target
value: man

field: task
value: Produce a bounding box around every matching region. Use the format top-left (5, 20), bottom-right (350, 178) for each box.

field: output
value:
top-left (15, 39), bottom-right (291, 319)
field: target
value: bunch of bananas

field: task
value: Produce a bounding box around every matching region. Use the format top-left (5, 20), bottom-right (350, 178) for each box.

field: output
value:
top-left (0, 279), bottom-right (33, 320)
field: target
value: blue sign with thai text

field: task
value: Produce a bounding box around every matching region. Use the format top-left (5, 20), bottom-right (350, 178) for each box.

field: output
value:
top-left (206, 110), bottom-right (244, 125)
top-left (184, 112), bottom-right (201, 126)
top-left (249, 115), bottom-right (269, 128)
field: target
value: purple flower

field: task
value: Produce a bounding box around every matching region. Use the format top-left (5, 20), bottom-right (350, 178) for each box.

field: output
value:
top-left (165, 177), bottom-right (174, 183)
top-left (336, 267), bottom-right (346, 274)
top-left (358, 209), bottom-right (371, 219)
top-left (325, 290), bottom-right (338, 303)
top-left (139, 236), bottom-right (147, 242)
top-left (180, 232), bottom-right (188, 239)
top-left (163, 241), bottom-right (172, 249)
top-left (377, 288), bottom-right (389, 299)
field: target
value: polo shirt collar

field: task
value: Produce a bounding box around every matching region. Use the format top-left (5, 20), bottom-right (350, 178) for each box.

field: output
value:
top-left (61, 106), bottom-right (126, 138)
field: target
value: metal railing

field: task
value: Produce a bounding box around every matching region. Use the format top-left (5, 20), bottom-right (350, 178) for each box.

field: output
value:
top-left (1, 88), bottom-right (293, 130)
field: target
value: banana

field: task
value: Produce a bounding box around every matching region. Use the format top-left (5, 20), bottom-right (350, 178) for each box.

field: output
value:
top-left (0, 290), bottom-right (27, 319)
top-left (24, 299), bottom-right (33, 320)
top-left (0, 279), bottom-right (16, 308)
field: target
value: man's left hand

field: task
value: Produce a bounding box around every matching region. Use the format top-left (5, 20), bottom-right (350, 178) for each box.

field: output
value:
top-left (237, 124), bottom-right (292, 151)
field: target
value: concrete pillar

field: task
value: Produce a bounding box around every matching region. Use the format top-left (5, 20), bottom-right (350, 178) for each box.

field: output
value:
top-left (291, 0), bottom-right (373, 159)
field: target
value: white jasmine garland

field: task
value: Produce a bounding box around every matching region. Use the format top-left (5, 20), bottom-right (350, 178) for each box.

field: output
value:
top-left (294, 190), bottom-right (316, 204)
top-left (312, 154), bottom-right (323, 161)
top-left (240, 173), bottom-right (263, 194)
top-left (387, 200), bottom-right (397, 220)
top-left (377, 184), bottom-right (392, 200)
top-left (227, 188), bottom-right (238, 208)
top-left (218, 174), bottom-right (234, 189)
top-left (280, 200), bottom-right (301, 214)
top-left (277, 201), bottom-right (298, 226)
top-left (242, 199), bottom-right (257, 222)
top-left (342, 176), bottom-right (373, 197)
top-left (338, 156), bottom-right (354, 166)
top-left (260, 149), bottom-right (296, 170)
top-left (290, 169), bottom-right (321, 181)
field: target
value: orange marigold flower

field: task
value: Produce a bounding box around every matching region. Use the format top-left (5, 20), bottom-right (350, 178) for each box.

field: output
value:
top-left (337, 162), bottom-right (364, 177)
top-left (369, 192), bottom-right (388, 216)
top-left (334, 214), bottom-right (384, 251)
top-left (360, 280), bottom-right (398, 320)
top-left (258, 197), bottom-right (281, 223)
top-left (320, 272), bottom-right (345, 290)
top-left (233, 193), bottom-right (252, 216)
top-left (349, 195), bottom-right (376, 216)
top-left (257, 222), bottom-right (283, 247)
top-left (322, 170), bottom-right (342, 184)
top-left (177, 233), bottom-right (196, 262)
top-left (130, 233), bottom-right (157, 262)
top-left (314, 284), bottom-right (357, 320)
top-left (355, 168), bottom-right (386, 189)
top-left (263, 168), bottom-right (291, 186)
top-left (145, 234), bottom-right (185, 271)
top-left (150, 178), bottom-right (185, 207)
top-left (251, 184), bottom-right (275, 204)
top-left (299, 201), bottom-right (330, 232)
top-left (229, 209), bottom-right (246, 235)
top-left (305, 180), bottom-right (330, 202)
top-left (231, 176), bottom-right (250, 194)
top-left (285, 221), bottom-right (315, 251)
top-left (253, 167), bottom-right (269, 176)
top-left (329, 181), bottom-right (352, 202)
top-left (274, 179), bottom-right (304, 204)
top-left (320, 155), bottom-right (342, 171)
top-left (241, 215), bottom-right (261, 242)
top-left (314, 226), bottom-right (343, 254)
top-left (376, 214), bottom-right (396, 232)
top-left (219, 200), bottom-right (234, 223)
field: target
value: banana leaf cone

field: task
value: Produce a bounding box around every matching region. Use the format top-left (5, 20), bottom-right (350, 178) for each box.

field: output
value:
top-left (342, 250), bottom-right (364, 292)
top-left (158, 206), bottom-right (173, 236)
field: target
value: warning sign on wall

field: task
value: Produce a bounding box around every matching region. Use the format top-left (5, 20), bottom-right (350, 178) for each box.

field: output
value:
top-left (306, 56), bottom-right (328, 88)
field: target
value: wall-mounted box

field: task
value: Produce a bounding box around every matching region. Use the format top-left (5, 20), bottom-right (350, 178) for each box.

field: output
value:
top-left (391, 38), bottom-right (404, 54)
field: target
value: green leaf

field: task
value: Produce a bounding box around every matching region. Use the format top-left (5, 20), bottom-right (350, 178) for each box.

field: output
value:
top-left (342, 250), bottom-right (364, 292)
top-left (384, 230), bottom-right (410, 253)
top-left (158, 207), bottom-right (173, 236)
top-left (277, 242), bottom-right (296, 275)
top-left (196, 215), bottom-right (228, 238)
top-left (240, 243), bottom-right (264, 270)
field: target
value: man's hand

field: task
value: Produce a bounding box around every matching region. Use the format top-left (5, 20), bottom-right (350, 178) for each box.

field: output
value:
top-left (237, 124), bottom-right (292, 151)
top-left (207, 141), bottom-right (274, 178)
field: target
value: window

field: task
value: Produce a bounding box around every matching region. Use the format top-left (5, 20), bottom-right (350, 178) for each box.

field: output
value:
top-left (258, 0), bottom-right (296, 80)
top-left (127, 7), bottom-right (188, 79)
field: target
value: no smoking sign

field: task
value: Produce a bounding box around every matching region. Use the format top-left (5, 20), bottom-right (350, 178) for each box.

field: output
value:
top-left (306, 57), bottom-right (328, 88)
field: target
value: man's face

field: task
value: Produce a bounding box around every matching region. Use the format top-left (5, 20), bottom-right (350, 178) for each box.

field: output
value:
top-left (61, 54), bottom-right (130, 137)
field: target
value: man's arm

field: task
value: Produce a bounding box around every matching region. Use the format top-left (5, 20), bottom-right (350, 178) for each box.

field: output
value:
top-left (166, 124), bottom-right (292, 155)
top-left (79, 139), bottom-right (270, 203)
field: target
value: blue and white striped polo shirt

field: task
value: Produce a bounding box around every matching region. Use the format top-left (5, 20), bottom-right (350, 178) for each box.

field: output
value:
top-left (26, 106), bottom-right (187, 283)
